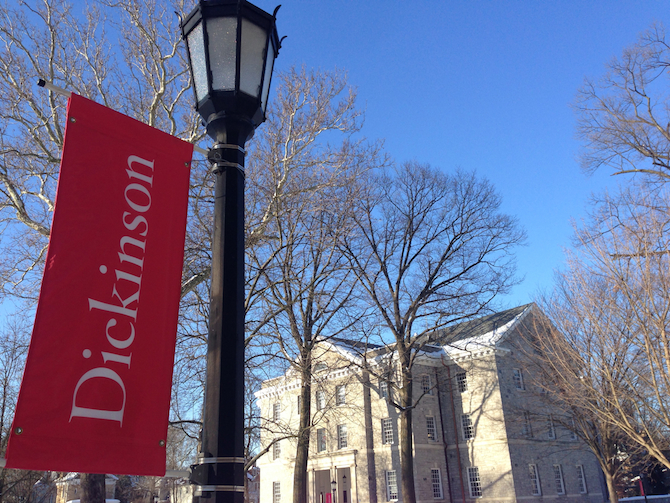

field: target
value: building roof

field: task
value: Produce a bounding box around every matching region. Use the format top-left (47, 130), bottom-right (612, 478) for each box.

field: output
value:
top-left (328, 303), bottom-right (534, 361)
top-left (430, 304), bottom-right (533, 346)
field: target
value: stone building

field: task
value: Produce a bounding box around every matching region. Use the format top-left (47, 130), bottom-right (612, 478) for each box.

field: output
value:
top-left (255, 304), bottom-right (607, 503)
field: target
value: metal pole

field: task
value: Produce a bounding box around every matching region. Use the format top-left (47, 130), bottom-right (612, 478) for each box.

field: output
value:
top-left (191, 119), bottom-right (248, 503)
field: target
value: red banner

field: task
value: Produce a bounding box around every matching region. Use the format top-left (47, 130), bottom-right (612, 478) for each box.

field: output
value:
top-left (5, 94), bottom-right (193, 476)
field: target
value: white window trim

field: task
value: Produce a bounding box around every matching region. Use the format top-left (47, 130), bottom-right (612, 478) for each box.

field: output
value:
top-left (337, 424), bottom-right (348, 449)
top-left (529, 463), bottom-right (541, 496)
top-left (382, 418), bottom-right (394, 445)
top-left (577, 464), bottom-right (588, 494)
top-left (431, 468), bottom-right (444, 499)
top-left (273, 481), bottom-right (281, 503)
top-left (422, 374), bottom-right (433, 395)
top-left (513, 368), bottom-right (525, 390)
top-left (461, 413), bottom-right (474, 440)
top-left (427, 416), bottom-right (437, 441)
top-left (386, 470), bottom-right (398, 501)
top-left (316, 390), bottom-right (326, 411)
top-left (456, 372), bottom-right (468, 393)
top-left (554, 464), bottom-right (565, 495)
top-left (467, 466), bottom-right (482, 498)
top-left (316, 428), bottom-right (326, 453)
top-left (522, 411), bottom-right (533, 437)
top-left (547, 414), bottom-right (556, 439)
top-left (380, 380), bottom-right (389, 399)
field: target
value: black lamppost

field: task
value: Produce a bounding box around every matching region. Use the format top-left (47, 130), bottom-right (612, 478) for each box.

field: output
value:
top-left (181, 2), bottom-right (280, 502)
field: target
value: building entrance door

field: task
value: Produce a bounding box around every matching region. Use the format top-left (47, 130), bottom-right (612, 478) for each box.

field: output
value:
top-left (314, 470), bottom-right (331, 503)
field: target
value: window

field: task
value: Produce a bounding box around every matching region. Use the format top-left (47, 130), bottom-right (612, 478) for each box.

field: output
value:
top-left (426, 416), bottom-right (437, 441)
top-left (570, 416), bottom-right (578, 440)
top-left (382, 418), bottom-right (394, 444)
top-left (316, 428), bottom-right (326, 452)
top-left (577, 465), bottom-right (588, 493)
top-left (273, 481), bottom-right (281, 503)
top-left (314, 362), bottom-right (327, 372)
top-left (273, 402), bottom-right (280, 421)
top-left (529, 464), bottom-right (541, 496)
top-left (386, 470), bottom-right (398, 501)
top-left (553, 464), bottom-right (565, 495)
top-left (431, 468), bottom-right (444, 499)
top-left (547, 415), bottom-right (556, 440)
top-left (456, 372), bottom-right (468, 393)
top-left (336, 385), bottom-right (346, 405)
top-left (337, 424), bottom-right (348, 449)
top-left (316, 390), bottom-right (326, 411)
top-left (422, 374), bottom-right (433, 395)
top-left (379, 380), bottom-right (389, 399)
top-left (513, 368), bottom-right (525, 390)
top-left (461, 413), bottom-right (474, 440)
top-left (522, 411), bottom-right (533, 437)
top-left (272, 440), bottom-right (281, 460)
top-left (468, 467), bottom-right (482, 498)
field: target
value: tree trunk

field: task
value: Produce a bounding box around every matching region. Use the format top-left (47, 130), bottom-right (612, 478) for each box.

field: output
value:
top-left (80, 474), bottom-right (105, 503)
top-left (398, 368), bottom-right (416, 503)
top-left (292, 365), bottom-right (312, 503)
top-left (603, 470), bottom-right (619, 503)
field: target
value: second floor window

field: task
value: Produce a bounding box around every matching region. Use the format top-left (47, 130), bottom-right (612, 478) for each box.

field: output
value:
top-left (336, 385), bottom-right (346, 405)
top-left (382, 418), bottom-right (394, 444)
top-left (272, 402), bottom-right (280, 422)
top-left (272, 440), bottom-right (280, 460)
top-left (337, 424), bottom-right (348, 449)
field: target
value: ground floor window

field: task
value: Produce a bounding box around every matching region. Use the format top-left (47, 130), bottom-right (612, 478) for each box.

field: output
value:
top-left (553, 464), bottom-right (565, 495)
top-left (529, 464), bottom-right (541, 496)
top-left (273, 481), bottom-right (280, 503)
top-left (468, 467), bottom-right (482, 498)
top-left (386, 470), bottom-right (398, 501)
top-left (431, 468), bottom-right (444, 499)
top-left (577, 464), bottom-right (588, 493)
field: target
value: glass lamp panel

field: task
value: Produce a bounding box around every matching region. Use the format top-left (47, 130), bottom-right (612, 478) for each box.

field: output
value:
top-left (207, 16), bottom-right (237, 91)
top-left (186, 21), bottom-right (208, 103)
top-left (239, 19), bottom-right (266, 98)
top-left (260, 41), bottom-right (275, 112)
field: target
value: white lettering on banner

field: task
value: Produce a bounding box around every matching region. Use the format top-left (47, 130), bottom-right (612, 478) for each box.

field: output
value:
top-left (71, 154), bottom-right (154, 425)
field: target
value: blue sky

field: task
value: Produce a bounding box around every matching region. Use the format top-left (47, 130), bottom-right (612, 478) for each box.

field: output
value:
top-left (248, 0), bottom-right (667, 309)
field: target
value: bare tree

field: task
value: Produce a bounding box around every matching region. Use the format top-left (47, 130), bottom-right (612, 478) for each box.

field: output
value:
top-left (519, 303), bottom-right (643, 503)
top-left (575, 23), bottom-right (670, 182)
top-left (341, 162), bottom-right (525, 503)
top-left (536, 184), bottom-right (670, 477)
top-left (0, 314), bottom-right (45, 503)
top-left (245, 67), bottom-right (385, 503)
